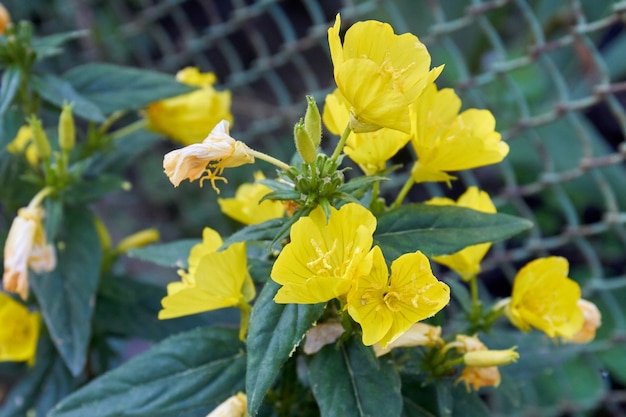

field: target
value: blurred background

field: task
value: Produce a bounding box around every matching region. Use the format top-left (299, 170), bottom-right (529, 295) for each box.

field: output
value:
top-left (4, 0), bottom-right (626, 415)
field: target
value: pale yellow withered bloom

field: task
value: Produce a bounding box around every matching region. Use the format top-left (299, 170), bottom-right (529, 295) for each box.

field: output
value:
top-left (3, 207), bottom-right (56, 300)
top-left (323, 89), bottom-right (410, 175)
top-left (425, 187), bottom-right (496, 280)
top-left (205, 392), bottom-right (247, 417)
top-left (163, 120), bottom-right (254, 191)
top-left (373, 323), bottom-right (443, 357)
top-left (146, 67), bottom-right (233, 146)
top-left (410, 84), bottom-right (509, 184)
top-left (328, 14), bottom-right (442, 133)
top-left (566, 299), bottom-right (602, 344)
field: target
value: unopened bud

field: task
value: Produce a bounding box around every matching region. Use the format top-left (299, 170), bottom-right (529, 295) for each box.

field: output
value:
top-left (115, 228), bottom-right (160, 254)
top-left (58, 102), bottom-right (75, 152)
top-left (463, 348), bottom-right (519, 367)
top-left (294, 119), bottom-right (317, 164)
top-left (27, 115), bottom-right (51, 159)
top-left (94, 217), bottom-right (112, 252)
top-left (304, 95), bottom-right (321, 147)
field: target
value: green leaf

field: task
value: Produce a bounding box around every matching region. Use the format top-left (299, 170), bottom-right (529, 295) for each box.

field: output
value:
top-left (0, 65), bottom-right (21, 115)
top-left (31, 30), bottom-right (89, 60)
top-left (30, 205), bottom-right (102, 376)
top-left (49, 327), bottom-right (246, 417)
top-left (338, 175), bottom-right (387, 194)
top-left (308, 338), bottom-right (402, 417)
top-left (61, 175), bottom-right (126, 205)
top-left (246, 281), bottom-right (325, 415)
top-left (222, 218), bottom-right (286, 247)
top-left (62, 63), bottom-right (196, 114)
top-left (30, 73), bottom-right (106, 122)
top-left (0, 105), bottom-right (22, 149)
top-left (0, 334), bottom-right (76, 417)
top-left (374, 204), bottom-right (532, 258)
top-left (127, 239), bottom-right (199, 268)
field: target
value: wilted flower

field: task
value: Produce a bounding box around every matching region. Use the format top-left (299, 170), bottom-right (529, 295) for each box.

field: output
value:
top-left (163, 120), bottom-right (254, 191)
top-left (347, 246), bottom-right (450, 347)
top-left (374, 323), bottom-right (443, 357)
top-left (566, 299), bottom-right (602, 344)
top-left (271, 203), bottom-right (376, 304)
top-left (425, 187), bottom-right (496, 280)
top-left (323, 88), bottom-right (410, 175)
top-left (303, 320), bottom-right (345, 355)
top-left (3, 206), bottom-right (56, 300)
top-left (0, 292), bottom-right (40, 364)
top-left (503, 257), bottom-right (584, 338)
top-left (328, 14), bottom-right (442, 133)
top-left (205, 392), bottom-right (247, 417)
top-left (0, 3), bottom-right (10, 35)
top-left (410, 84), bottom-right (509, 184)
top-left (146, 67), bottom-right (233, 145)
top-left (217, 172), bottom-right (285, 225)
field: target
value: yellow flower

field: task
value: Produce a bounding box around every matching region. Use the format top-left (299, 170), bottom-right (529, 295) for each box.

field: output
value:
top-left (159, 228), bottom-right (255, 320)
top-left (566, 299), bottom-right (601, 344)
top-left (163, 120), bottom-right (254, 191)
top-left (452, 334), bottom-right (517, 391)
top-left (323, 89), bottom-right (410, 175)
top-left (0, 292), bottom-right (40, 364)
top-left (146, 67), bottom-right (233, 146)
top-left (504, 257), bottom-right (584, 338)
top-left (7, 126), bottom-right (39, 166)
top-left (374, 323), bottom-right (443, 357)
top-left (410, 84), bottom-right (509, 184)
top-left (347, 246), bottom-right (450, 347)
top-left (217, 172), bottom-right (285, 225)
top-left (3, 206), bottom-right (56, 300)
top-left (425, 187), bottom-right (496, 280)
top-left (328, 14), bottom-right (442, 133)
top-left (0, 3), bottom-right (10, 35)
top-left (271, 203), bottom-right (376, 304)
top-left (206, 392), bottom-right (247, 417)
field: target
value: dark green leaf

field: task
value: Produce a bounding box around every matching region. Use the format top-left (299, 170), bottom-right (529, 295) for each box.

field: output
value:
top-left (30, 205), bottom-right (102, 376)
top-left (61, 175), bottom-right (125, 205)
top-left (49, 327), bottom-right (246, 417)
top-left (127, 239), bottom-right (199, 268)
top-left (261, 189), bottom-right (302, 202)
top-left (246, 281), bottom-right (325, 415)
top-left (83, 130), bottom-right (161, 176)
top-left (338, 175), bottom-right (387, 194)
top-left (30, 73), bottom-right (106, 122)
top-left (31, 30), bottom-right (89, 60)
top-left (222, 218), bottom-right (286, 247)
top-left (0, 334), bottom-right (75, 417)
top-left (374, 204), bottom-right (532, 258)
top-left (0, 105), bottom-right (22, 149)
top-left (0, 65), bottom-right (21, 115)
top-left (62, 63), bottom-right (196, 114)
top-left (308, 338), bottom-right (402, 417)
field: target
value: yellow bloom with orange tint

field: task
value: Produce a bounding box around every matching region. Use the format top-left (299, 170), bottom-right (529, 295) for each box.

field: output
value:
top-left (0, 292), bottom-right (40, 364)
top-left (323, 89), bottom-right (410, 175)
top-left (328, 14), bottom-right (442, 133)
top-left (410, 84), bottom-right (509, 184)
top-left (0, 3), bottom-right (10, 35)
top-left (218, 172), bottom-right (285, 225)
top-left (566, 299), bottom-right (601, 344)
top-left (271, 203), bottom-right (376, 304)
top-left (146, 67), bottom-right (233, 145)
top-left (163, 120), bottom-right (254, 191)
top-left (347, 246), bottom-right (450, 347)
top-left (3, 206), bottom-right (56, 300)
top-left (425, 187), bottom-right (496, 280)
top-left (503, 257), bottom-right (584, 338)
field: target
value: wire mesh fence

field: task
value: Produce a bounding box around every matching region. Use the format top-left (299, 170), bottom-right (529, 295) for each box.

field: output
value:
top-left (5, 0), bottom-right (626, 415)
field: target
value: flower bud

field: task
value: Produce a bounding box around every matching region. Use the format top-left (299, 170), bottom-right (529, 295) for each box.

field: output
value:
top-left (115, 228), bottom-right (160, 254)
top-left (463, 348), bottom-right (519, 367)
top-left (294, 118), bottom-right (317, 164)
top-left (58, 102), bottom-right (75, 152)
top-left (26, 115), bottom-right (51, 160)
top-left (304, 95), bottom-right (321, 147)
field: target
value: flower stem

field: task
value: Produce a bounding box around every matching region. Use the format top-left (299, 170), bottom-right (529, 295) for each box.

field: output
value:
top-left (98, 111), bottom-right (127, 134)
top-left (110, 118), bottom-right (148, 140)
top-left (28, 186), bottom-right (54, 209)
top-left (248, 149), bottom-right (291, 171)
top-left (330, 123), bottom-right (352, 162)
top-left (391, 175), bottom-right (415, 208)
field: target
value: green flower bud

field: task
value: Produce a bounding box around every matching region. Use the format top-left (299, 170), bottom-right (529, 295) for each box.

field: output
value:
top-left (26, 114), bottom-right (51, 159)
top-left (304, 95), bottom-right (321, 147)
top-left (294, 118), bottom-right (317, 164)
top-left (58, 102), bottom-right (75, 152)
